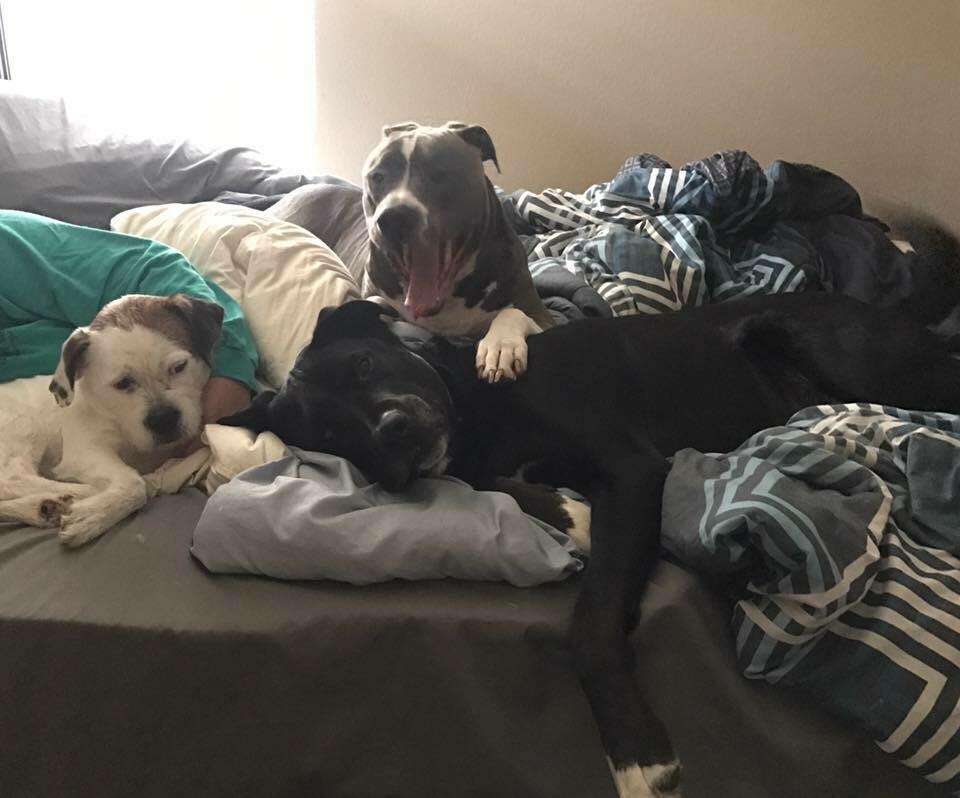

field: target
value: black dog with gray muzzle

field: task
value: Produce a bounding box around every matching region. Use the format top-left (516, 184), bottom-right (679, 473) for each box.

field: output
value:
top-left (224, 292), bottom-right (960, 797)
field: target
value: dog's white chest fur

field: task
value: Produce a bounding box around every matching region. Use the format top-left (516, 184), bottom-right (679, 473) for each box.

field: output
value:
top-left (0, 376), bottom-right (65, 463)
top-left (382, 292), bottom-right (498, 337)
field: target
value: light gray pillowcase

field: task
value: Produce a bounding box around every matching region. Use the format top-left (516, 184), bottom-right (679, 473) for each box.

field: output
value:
top-left (191, 449), bottom-right (584, 587)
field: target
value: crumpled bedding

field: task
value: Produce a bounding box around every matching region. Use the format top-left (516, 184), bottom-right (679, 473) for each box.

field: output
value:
top-left (503, 150), bottom-right (939, 318)
top-left (662, 404), bottom-right (960, 794)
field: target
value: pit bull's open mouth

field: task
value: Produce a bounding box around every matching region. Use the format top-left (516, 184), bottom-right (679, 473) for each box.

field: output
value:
top-left (400, 239), bottom-right (462, 319)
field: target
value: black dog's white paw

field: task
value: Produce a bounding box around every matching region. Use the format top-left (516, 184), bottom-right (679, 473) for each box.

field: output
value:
top-left (610, 760), bottom-right (682, 798)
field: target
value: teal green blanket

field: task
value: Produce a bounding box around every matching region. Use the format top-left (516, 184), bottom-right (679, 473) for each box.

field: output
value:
top-left (0, 210), bottom-right (258, 390)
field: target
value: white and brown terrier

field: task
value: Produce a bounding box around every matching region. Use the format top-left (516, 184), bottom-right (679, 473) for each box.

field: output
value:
top-left (0, 293), bottom-right (222, 546)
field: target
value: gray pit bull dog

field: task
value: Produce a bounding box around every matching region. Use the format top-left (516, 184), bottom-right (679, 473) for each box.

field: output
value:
top-left (271, 122), bottom-right (555, 382)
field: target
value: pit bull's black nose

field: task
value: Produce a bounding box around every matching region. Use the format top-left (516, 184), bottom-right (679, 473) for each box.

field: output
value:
top-left (376, 409), bottom-right (414, 447)
top-left (377, 205), bottom-right (421, 245)
top-left (145, 404), bottom-right (181, 437)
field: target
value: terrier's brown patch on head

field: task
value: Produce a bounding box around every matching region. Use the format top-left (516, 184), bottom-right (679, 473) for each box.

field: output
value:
top-left (90, 294), bottom-right (224, 364)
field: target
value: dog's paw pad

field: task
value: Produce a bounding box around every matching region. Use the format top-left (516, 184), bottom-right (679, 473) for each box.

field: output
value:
top-left (39, 499), bottom-right (67, 525)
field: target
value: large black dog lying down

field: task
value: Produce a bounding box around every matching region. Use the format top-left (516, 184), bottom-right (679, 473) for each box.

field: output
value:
top-left (224, 293), bottom-right (960, 798)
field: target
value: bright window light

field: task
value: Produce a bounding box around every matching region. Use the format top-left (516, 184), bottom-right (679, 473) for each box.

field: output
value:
top-left (2, 0), bottom-right (317, 171)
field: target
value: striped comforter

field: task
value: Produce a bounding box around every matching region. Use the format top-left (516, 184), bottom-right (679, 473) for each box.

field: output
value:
top-left (662, 404), bottom-right (960, 793)
top-left (506, 150), bottom-right (920, 316)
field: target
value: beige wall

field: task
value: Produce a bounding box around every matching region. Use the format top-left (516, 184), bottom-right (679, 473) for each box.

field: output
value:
top-left (315, 0), bottom-right (959, 232)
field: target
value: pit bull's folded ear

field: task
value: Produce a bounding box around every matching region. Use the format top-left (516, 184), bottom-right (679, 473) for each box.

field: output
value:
top-left (382, 121), bottom-right (419, 138)
top-left (446, 122), bottom-right (500, 173)
top-left (310, 300), bottom-right (391, 348)
top-left (218, 390), bottom-right (276, 434)
top-left (165, 293), bottom-right (225, 366)
top-left (49, 327), bottom-right (91, 407)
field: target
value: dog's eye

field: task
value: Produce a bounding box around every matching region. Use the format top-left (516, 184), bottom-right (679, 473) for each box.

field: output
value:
top-left (354, 354), bottom-right (374, 381)
top-left (113, 376), bottom-right (137, 392)
top-left (368, 171), bottom-right (385, 188)
top-left (170, 360), bottom-right (188, 376)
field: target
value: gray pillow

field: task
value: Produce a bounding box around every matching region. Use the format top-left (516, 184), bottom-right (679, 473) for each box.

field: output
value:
top-left (0, 82), bottom-right (319, 229)
top-left (190, 449), bottom-right (583, 587)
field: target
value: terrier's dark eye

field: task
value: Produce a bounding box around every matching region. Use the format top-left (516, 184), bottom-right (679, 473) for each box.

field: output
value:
top-left (170, 360), bottom-right (188, 376)
top-left (368, 172), bottom-right (385, 188)
top-left (114, 376), bottom-right (137, 392)
top-left (354, 354), bottom-right (374, 381)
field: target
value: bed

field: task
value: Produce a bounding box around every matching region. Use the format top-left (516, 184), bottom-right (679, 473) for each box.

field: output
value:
top-left (0, 82), bottom-right (952, 797)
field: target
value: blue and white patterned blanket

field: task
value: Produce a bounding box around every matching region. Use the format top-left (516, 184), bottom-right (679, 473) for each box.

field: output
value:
top-left (506, 150), bottom-right (921, 316)
top-left (662, 404), bottom-right (960, 793)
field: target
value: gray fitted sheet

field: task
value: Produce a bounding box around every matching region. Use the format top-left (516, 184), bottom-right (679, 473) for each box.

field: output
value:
top-left (0, 492), bottom-right (943, 797)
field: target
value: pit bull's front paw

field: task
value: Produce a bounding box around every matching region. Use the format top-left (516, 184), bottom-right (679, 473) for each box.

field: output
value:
top-left (476, 307), bottom-right (540, 383)
top-left (58, 512), bottom-right (109, 548)
top-left (476, 334), bottom-right (527, 383)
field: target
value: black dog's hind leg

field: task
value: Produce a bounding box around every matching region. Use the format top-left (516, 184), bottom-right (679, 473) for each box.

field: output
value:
top-left (572, 450), bottom-right (681, 798)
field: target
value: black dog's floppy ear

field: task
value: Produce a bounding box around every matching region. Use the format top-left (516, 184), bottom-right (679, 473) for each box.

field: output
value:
top-left (219, 390), bottom-right (277, 434)
top-left (446, 122), bottom-right (500, 173)
top-left (382, 121), bottom-right (419, 138)
top-left (165, 293), bottom-right (225, 366)
top-left (49, 327), bottom-right (92, 407)
top-left (310, 300), bottom-right (390, 348)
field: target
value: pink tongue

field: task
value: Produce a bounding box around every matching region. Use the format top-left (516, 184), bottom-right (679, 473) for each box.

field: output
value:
top-left (403, 251), bottom-right (444, 318)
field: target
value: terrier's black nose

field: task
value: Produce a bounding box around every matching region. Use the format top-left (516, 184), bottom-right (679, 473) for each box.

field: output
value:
top-left (145, 404), bottom-right (181, 436)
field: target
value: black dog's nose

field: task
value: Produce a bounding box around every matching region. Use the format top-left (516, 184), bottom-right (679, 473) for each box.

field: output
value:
top-left (376, 409), bottom-right (414, 447)
top-left (145, 405), bottom-right (181, 436)
top-left (377, 204), bottom-right (421, 244)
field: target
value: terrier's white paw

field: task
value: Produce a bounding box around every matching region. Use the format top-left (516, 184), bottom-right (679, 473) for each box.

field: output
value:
top-left (58, 512), bottom-right (109, 548)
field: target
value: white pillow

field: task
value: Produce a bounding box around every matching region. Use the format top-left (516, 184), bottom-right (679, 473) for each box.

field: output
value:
top-left (112, 202), bottom-right (361, 388)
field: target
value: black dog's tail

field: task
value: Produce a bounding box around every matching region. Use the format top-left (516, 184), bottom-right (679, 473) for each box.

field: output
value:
top-left (887, 214), bottom-right (960, 336)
